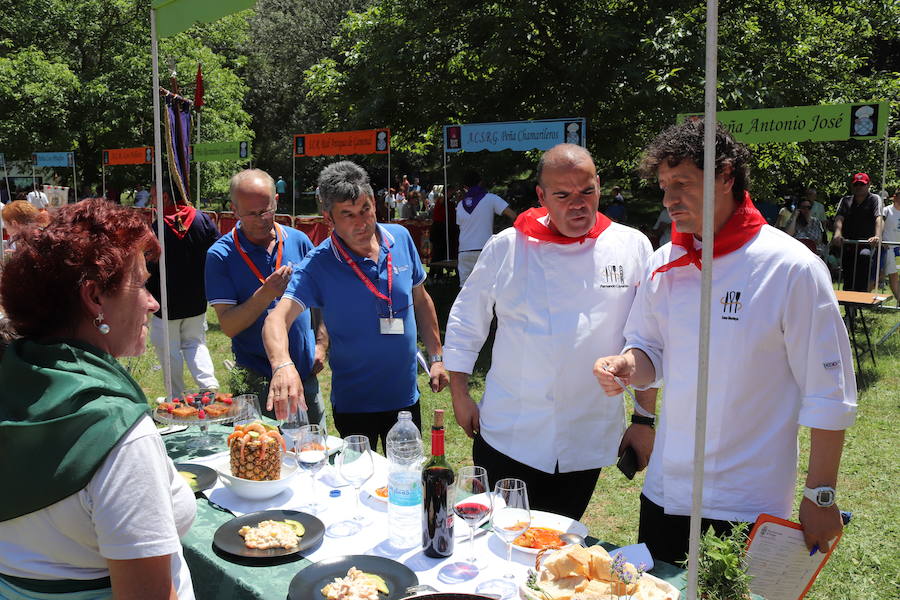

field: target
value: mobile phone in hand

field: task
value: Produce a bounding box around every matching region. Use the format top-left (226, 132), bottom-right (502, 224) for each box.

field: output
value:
top-left (617, 445), bottom-right (639, 480)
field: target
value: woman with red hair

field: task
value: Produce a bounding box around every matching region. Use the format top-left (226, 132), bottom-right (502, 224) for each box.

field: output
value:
top-left (2, 200), bottom-right (41, 251)
top-left (0, 199), bottom-right (195, 599)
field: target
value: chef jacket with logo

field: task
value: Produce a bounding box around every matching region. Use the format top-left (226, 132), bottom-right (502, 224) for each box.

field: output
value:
top-left (445, 221), bottom-right (653, 473)
top-left (624, 225), bottom-right (857, 522)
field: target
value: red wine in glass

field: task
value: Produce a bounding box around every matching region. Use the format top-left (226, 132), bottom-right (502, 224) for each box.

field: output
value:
top-left (454, 501), bottom-right (491, 525)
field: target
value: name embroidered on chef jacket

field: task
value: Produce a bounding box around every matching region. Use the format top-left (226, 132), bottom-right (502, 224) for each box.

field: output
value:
top-left (600, 264), bottom-right (628, 288)
top-left (823, 360), bottom-right (841, 369)
top-left (720, 290), bottom-right (743, 321)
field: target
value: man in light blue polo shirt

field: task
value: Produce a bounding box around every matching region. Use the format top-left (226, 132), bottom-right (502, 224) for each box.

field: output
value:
top-left (263, 161), bottom-right (448, 450)
top-left (205, 169), bottom-right (326, 426)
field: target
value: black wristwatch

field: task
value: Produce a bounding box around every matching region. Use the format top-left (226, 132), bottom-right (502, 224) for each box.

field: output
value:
top-left (631, 414), bottom-right (656, 428)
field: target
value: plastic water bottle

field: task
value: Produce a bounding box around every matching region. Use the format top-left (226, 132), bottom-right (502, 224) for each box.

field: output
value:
top-left (386, 411), bottom-right (424, 548)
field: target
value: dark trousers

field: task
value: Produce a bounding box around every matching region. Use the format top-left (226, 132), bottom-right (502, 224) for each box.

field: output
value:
top-left (842, 246), bottom-right (872, 291)
top-left (472, 433), bottom-right (601, 521)
top-left (333, 401), bottom-right (422, 455)
top-left (638, 494), bottom-right (747, 566)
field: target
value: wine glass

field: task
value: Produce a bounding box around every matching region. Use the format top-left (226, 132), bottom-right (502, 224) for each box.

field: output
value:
top-left (452, 466), bottom-right (492, 569)
top-left (279, 405), bottom-right (308, 460)
top-left (296, 424), bottom-right (327, 514)
top-left (475, 478), bottom-right (530, 599)
top-left (326, 435), bottom-right (374, 537)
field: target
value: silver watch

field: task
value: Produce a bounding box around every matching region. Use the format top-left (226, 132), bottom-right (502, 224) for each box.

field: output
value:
top-left (803, 486), bottom-right (836, 507)
top-left (429, 354), bottom-right (443, 364)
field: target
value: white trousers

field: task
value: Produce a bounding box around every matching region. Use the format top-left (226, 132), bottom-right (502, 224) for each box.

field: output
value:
top-left (457, 250), bottom-right (482, 287)
top-left (150, 314), bottom-right (219, 397)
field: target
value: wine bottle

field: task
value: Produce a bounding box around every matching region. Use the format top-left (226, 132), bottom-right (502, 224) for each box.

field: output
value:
top-left (422, 409), bottom-right (455, 557)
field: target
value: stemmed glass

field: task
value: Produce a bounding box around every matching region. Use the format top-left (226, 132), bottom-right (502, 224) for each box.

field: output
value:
top-left (279, 405), bottom-right (308, 460)
top-left (475, 478), bottom-right (530, 599)
top-left (296, 424), bottom-right (328, 514)
top-left (452, 466), bottom-right (492, 569)
top-left (327, 435), bottom-right (374, 537)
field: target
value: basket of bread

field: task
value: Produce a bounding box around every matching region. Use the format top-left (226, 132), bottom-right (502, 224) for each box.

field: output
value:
top-left (521, 544), bottom-right (679, 600)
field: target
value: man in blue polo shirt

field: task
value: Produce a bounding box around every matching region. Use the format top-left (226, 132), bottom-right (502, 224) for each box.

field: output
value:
top-left (205, 169), bottom-right (327, 426)
top-left (263, 161), bottom-right (448, 449)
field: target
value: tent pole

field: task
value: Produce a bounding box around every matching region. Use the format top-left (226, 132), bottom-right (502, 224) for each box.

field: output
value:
top-left (101, 153), bottom-right (106, 199)
top-left (387, 141), bottom-right (392, 222)
top-left (686, 2), bottom-right (719, 599)
top-left (71, 155), bottom-right (77, 200)
top-left (443, 143), bottom-right (450, 261)
top-left (32, 162), bottom-right (36, 192)
top-left (881, 123), bottom-right (889, 195)
top-left (196, 110), bottom-right (201, 207)
top-left (150, 8), bottom-right (173, 399)
top-left (291, 153), bottom-right (296, 216)
top-left (3, 160), bottom-right (10, 204)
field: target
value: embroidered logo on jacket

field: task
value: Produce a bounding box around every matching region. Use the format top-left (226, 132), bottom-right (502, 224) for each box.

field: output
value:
top-left (600, 264), bottom-right (628, 288)
top-left (720, 290), bottom-right (743, 320)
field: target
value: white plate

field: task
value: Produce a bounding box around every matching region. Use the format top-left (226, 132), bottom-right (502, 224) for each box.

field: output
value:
top-left (325, 435), bottom-right (343, 456)
top-left (496, 509), bottom-right (590, 555)
top-left (362, 477), bottom-right (389, 503)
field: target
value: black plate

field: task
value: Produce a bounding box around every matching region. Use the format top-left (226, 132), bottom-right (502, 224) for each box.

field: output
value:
top-left (288, 555), bottom-right (418, 600)
top-left (213, 510), bottom-right (324, 561)
top-left (174, 463), bottom-right (218, 493)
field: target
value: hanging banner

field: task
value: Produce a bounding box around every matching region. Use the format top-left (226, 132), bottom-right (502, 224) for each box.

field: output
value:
top-left (190, 141), bottom-right (251, 162)
top-left (677, 102), bottom-right (889, 144)
top-left (293, 128), bottom-right (389, 157)
top-left (32, 152), bottom-right (74, 167)
top-left (103, 146), bottom-right (154, 165)
top-left (443, 118), bottom-right (587, 153)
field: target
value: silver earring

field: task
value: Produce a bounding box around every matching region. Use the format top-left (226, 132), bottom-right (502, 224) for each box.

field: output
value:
top-left (95, 313), bottom-right (110, 335)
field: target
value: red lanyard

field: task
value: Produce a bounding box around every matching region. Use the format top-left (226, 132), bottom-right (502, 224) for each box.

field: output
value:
top-left (233, 224), bottom-right (283, 285)
top-left (330, 233), bottom-right (393, 316)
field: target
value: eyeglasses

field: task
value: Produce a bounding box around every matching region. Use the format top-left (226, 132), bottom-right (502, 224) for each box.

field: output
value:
top-left (239, 207), bottom-right (276, 219)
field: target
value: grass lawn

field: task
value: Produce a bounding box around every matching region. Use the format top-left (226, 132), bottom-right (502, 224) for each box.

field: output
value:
top-left (133, 263), bottom-right (899, 600)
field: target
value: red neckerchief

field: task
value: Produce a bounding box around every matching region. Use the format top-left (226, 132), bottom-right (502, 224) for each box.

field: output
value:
top-left (513, 207), bottom-right (611, 244)
top-left (233, 224), bottom-right (283, 285)
top-left (163, 204), bottom-right (197, 239)
top-left (330, 232), bottom-right (394, 316)
top-left (651, 191), bottom-right (767, 279)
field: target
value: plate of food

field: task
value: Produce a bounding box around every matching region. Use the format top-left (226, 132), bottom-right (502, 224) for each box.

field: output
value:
top-left (288, 554), bottom-right (417, 600)
top-left (153, 391), bottom-right (245, 425)
top-left (326, 435), bottom-right (344, 456)
top-left (213, 509), bottom-right (324, 560)
top-left (498, 510), bottom-right (589, 555)
top-left (174, 463), bottom-right (217, 493)
top-left (521, 544), bottom-right (678, 600)
top-left (363, 478), bottom-right (389, 503)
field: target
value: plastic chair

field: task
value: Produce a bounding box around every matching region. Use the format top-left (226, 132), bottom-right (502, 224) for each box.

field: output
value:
top-left (217, 211), bottom-right (238, 235)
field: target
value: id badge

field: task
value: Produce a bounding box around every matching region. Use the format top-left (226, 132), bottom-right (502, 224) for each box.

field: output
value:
top-left (380, 317), bottom-right (404, 335)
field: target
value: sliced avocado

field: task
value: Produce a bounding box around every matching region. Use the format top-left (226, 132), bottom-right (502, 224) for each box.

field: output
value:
top-left (362, 573), bottom-right (389, 594)
top-left (263, 423), bottom-right (278, 431)
top-left (248, 431), bottom-right (260, 438)
top-left (283, 519), bottom-right (305, 537)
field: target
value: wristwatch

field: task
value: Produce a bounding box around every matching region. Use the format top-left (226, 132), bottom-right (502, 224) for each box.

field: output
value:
top-left (429, 354), bottom-right (443, 364)
top-left (630, 414), bottom-right (655, 428)
top-left (803, 486), bottom-right (836, 507)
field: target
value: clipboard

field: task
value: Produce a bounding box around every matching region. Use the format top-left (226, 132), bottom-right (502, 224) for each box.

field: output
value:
top-left (744, 513), bottom-right (842, 600)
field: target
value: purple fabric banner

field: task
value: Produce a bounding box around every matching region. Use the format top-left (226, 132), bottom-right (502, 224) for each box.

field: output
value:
top-left (163, 95), bottom-right (192, 204)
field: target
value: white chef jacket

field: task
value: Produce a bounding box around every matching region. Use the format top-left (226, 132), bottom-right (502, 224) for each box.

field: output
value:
top-left (624, 225), bottom-right (857, 522)
top-left (445, 221), bottom-right (653, 473)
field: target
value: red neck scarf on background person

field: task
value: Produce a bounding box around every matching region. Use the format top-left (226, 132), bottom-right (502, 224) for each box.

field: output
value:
top-left (162, 203), bottom-right (197, 239)
top-left (651, 191), bottom-right (767, 279)
top-left (233, 224), bottom-right (283, 285)
top-left (514, 207), bottom-right (612, 244)
top-left (330, 232), bottom-right (394, 316)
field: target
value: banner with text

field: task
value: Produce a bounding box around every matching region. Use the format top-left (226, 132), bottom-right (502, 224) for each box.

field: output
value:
top-left (32, 152), bottom-right (74, 167)
top-left (677, 102), bottom-right (889, 144)
top-left (443, 118), bottom-right (587, 153)
top-left (104, 146), bottom-right (154, 165)
top-left (190, 141), bottom-right (251, 162)
top-left (293, 129), bottom-right (390, 157)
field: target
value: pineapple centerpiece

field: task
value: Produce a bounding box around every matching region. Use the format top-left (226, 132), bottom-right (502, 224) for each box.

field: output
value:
top-left (227, 421), bottom-right (286, 481)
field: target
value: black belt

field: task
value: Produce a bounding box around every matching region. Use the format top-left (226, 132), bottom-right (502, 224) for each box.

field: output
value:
top-left (0, 572), bottom-right (112, 593)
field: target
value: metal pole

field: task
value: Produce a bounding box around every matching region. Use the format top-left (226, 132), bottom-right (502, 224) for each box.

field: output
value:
top-left (150, 9), bottom-right (173, 399)
top-left (71, 155), bottom-right (77, 200)
top-left (32, 162), bottom-right (36, 192)
top-left (686, 2), bottom-right (718, 599)
top-left (881, 124), bottom-right (889, 195)
top-left (4, 161), bottom-right (12, 203)
top-left (101, 153), bottom-right (106, 199)
top-left (443, 144), bottom-right (450, 261)
top-left (387, 141), bottom-right (392, 222)
top-left (196, 110), bottom-right (201, 207)
top-left (291, 150), bottom-right (296, 217)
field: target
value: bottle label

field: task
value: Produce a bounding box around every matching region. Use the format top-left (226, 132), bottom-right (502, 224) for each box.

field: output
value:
top-left (389, 475), bottom-right (423, 507)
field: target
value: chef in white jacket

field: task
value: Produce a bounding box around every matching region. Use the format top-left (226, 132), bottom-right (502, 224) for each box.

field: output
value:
top-left (445, 144), bottom-right (656, 519)
top-left (595, 119), bottom-right (857, 565)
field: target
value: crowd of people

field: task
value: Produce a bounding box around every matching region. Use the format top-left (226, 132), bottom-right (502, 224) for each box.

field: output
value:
top-left (0, 119), bottom-right (869, 597)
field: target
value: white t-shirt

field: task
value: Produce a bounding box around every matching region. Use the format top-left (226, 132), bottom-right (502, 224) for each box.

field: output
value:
top-left (624, 226), bottom-right (857, 522)
top-left (445, 220), bottom-right (653, 472)
top-left (0, 416), bottom-right (196, 598)
top-left (882, 204), bottom-right (900, 243)
top-left (26, 190), bottom-right (49, 209)
top-left (456, 192), bottom-right (509, 252)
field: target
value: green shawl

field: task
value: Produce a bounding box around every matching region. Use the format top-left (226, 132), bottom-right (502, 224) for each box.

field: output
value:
top-left (0, 338), bottom-right (149, 521)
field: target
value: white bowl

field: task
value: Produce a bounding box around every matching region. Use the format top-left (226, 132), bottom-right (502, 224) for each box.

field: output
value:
top-left (211, 453), bottom-right (298, 501)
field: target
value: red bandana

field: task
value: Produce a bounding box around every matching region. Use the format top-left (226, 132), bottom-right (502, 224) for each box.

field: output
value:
top-left (651, 191), bottom-right (767, 279)
top-left (163, 204), bottom-right (197, 239)
top-left (514, 207), bottom-right (611, 244)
